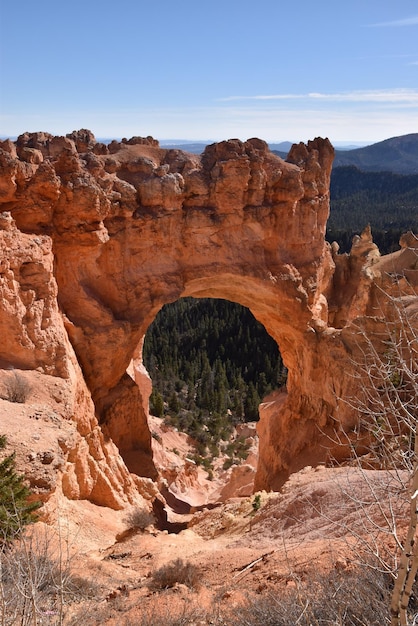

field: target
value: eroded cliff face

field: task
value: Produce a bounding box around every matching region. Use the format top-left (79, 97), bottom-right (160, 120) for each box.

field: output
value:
top-left (0, 212), bottom-right (158, 509)
top-left (0, 129), bottom-right (417, 505)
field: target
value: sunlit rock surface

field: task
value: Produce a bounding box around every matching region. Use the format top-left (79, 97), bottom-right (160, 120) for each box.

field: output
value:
top-left (1, 129), bottom-right (417, 506)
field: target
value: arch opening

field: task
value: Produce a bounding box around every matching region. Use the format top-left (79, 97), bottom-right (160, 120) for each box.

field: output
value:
top-left (135, 295), bottom-right (289, 510)
top-left (96, 270), bottom-right (303, 497)
top-left (144, 297), bottom-right (287, 461)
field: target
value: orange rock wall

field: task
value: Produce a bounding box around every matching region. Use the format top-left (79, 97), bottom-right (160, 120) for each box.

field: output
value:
top-left (1, 129), bottom-right (417, 503)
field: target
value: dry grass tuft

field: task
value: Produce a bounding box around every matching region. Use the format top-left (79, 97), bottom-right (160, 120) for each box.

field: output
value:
top-left (1, 370), bottom-right (31, 403)
top-left (124, 507), bottom-right (155, 531)
top-left (149, 558), bottom-right (200, 590)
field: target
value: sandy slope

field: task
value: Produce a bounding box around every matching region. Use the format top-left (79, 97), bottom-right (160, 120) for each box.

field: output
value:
top-left (31, 463), bottom-right (404, 625)
top-left (0, 376), bottom-right (407, 624)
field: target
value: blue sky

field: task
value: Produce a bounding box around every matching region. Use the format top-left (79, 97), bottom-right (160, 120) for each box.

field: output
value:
top-left (1, 0), bottom-right (418, 145)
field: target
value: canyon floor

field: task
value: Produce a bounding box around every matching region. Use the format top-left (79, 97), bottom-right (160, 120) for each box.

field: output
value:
top-left (36, 460), bottom-right (397, 626)
top-left (36, 466), bottom-right (366, 625)
top-left (0, 372), bottom-right (401, 624)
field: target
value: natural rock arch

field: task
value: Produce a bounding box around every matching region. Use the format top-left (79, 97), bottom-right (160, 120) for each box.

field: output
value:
top-left (48, 134), bottom-right (337, 491)
top-left (1, 130), bottom-right (416, 504)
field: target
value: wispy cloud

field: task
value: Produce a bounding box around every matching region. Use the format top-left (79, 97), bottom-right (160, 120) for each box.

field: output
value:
top-left (218, 89), bottom-right (418, 104)
top-left (218, 94), bottom-right (304, 102)
top-left (3, 102), bottom-right (417, 144)
top-left (308, 90), bottom-right (418, 103)
top-left (368, 15), bottom-right (418, 27)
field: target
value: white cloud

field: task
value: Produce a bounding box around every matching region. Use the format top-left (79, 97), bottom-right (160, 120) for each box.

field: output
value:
top-left (218, 94), bottom-right (305, 102)
top-left (218, 89), bottom-right (418, 104)
top-left (368, 15), bottom-right (418, 27)
top-left (308, 90), bottom-right (418, 103)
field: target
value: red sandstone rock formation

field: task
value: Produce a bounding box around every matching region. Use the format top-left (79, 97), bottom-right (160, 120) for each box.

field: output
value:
top-left (0, 213), bottom-right (157, 509)
top-left (0, 129), bottom-right (417, 507)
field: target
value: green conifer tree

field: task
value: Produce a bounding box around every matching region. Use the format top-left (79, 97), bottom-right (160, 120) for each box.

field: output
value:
top-left (0, 436), bottom-right (41, 545)
top-left (150, 390), bottom-right (165, 417)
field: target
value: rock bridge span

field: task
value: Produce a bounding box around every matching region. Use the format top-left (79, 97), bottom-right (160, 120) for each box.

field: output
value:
top-left (2, 130), bottom-right (414, 506)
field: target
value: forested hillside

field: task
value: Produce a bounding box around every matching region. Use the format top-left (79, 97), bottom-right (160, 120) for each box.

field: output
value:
top-left (143, 299), bottom-right (285, 461)
top-left (327, 166), bottom-right (418, 253)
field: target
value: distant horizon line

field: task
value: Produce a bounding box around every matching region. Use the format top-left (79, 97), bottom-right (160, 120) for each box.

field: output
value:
top-left (2, 133), bottom-right (407, 149)
top-left (156, 139), bottom-right (373, 148)
top-left (0, 135), bottom-right (374, 148)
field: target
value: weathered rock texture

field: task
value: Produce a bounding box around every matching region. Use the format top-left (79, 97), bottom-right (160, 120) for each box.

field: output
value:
top-left (0, 129), bottom-right (417, 504)
top-left (0, 216), bottom-right (157, 509)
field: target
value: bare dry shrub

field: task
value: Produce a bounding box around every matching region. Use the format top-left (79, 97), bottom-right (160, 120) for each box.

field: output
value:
top-left (149, 558), bottom-right (200, 590)
top-left (69, 566), bottom-right (400, 625)
top-left (330, 286), bottom-right (418, 625)
top-left (122, 602), bottom-right (208, 626)
top-left (61, 572), bottom-right (101, 601)
top-left (1, 371), bottom-right (31, 404)
top-left (224, 566), bottom-right (393, 626)
top-left (124, 507), bottom-right (155, 531)
top-left (64, 600), bottom-right (121, 626)
top-left (0, 525), bottom-right (101, 625)
top-left (43, 565), bottom-right (405, 626)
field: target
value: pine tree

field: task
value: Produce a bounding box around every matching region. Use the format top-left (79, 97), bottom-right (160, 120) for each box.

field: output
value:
top-left (168, 391), bottom-right (180, 414)
top-left (243, 382), bottom-right (261, 422)
top-left (150, 390), bottom-right (164, 417)
top-left (0, 436), bottom-right (41, 545)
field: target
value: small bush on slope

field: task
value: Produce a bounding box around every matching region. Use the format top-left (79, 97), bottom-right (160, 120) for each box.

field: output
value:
top-left (124, 507), bottom-right (155, 531)
top-left (0, 371), bottom-right (31, 403)
top-left (0, 435), bottom-right (41, 545)
top-left (150, 558), bottom-right (200, 590)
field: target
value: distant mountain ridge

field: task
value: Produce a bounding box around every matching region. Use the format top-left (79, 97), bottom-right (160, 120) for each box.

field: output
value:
top-left (158, 134), bottom-right (418, 175)
top-left (332, 133), bottom-right (418, 174)
top-left (270, 134), bottom-right (418, 175)
top-left (159, 141), bottom-right (209, 154)
top-left (157, 140), bottom-right (364, 155)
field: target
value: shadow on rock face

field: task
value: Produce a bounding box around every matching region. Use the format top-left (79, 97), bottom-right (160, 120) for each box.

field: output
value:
top-left (152, 496), bottom-right (188, 534)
